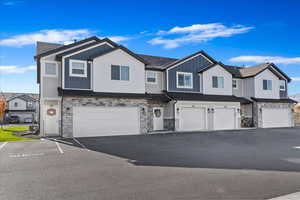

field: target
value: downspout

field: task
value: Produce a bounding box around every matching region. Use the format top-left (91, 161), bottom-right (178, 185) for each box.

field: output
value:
top-left (60, 90), bottom-right (63, 137)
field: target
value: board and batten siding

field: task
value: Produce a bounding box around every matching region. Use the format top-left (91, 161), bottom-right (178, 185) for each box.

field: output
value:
top-left (167, 55), bottom-right (212, 92)
top-left (64, 44), bottom-right (113, 90)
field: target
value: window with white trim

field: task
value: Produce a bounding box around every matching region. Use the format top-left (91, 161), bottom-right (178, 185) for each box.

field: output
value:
top-left (232, 79), bottom-right (238, 89)
top-left (177, 72), bottom-right (193, 88)
top-left (45, 62), bottom-right (57, 76)
top-left (279, 80), bottom-right (286, 91)
top-left (212, 76), bottom-right (224, 88)
top-left (263, 80), bottom-right (272, 90)
top-left (146, 71), bottom-right (157, 84)
top-left (70, 60), bottom-right (87, 77)
top-left (111, 65), bottom-right (129, 81)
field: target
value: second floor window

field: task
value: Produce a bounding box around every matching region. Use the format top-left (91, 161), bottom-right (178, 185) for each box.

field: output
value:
top-left (70, 60), bottom-right (87, 77)
top-left (111, 65), bottom-right (129, 81)
top-left (212, 76), bottom-right (224, 88)
top-left (263, 80), bottom-right (272, 90)
top-left (14, 102), bottom-right (18, 107)
top-left (279, 80), bottom-right (286, 91)
top-left (146, 71), bottom-right (157, 84)
top-left (28, 102), bottom-right (33, 107)
top-left (177, 72), bottom-right (193, 88)
top-left (45, 62), bottom-right (57, 76)
top-left (232, 79), bottom-right (238, 89)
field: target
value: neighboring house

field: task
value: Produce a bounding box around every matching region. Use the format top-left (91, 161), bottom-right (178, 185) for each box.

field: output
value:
top-left (291, 94), bottom-right (300, 126)
top-left (34, 36), bottom-right (296, 138)
top-left (5, 94), bottom-right (39, 123)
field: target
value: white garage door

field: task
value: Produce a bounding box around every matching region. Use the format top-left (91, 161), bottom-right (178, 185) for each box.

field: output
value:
top-left (179, 107), bottom-right (206, 131)
top-left (214, 108), bottom-right (236, 130)
top-left (262, 108), bottom-right (290, 128)
top-left (73, 107), bottom-right (140, 137)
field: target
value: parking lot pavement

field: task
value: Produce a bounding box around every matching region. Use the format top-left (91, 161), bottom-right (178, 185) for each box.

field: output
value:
top-left (1, 128), bottom-right (300, 200)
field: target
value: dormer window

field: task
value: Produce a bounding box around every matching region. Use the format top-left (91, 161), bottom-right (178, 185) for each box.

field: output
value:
top-left (263, 80), bottom-right (272, 90)
top-left (70, 60), bottom-right (87, 77)
top-left (176, 72), bottom-right (193, 88)
top-left (280, 80), bottom-right (286, 91)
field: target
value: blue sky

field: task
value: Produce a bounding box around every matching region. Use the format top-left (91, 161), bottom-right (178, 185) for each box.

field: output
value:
top-left (0, 0), bottom-right (299, 95)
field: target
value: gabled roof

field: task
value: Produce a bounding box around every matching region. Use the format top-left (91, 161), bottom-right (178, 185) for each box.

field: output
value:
top-left (55, 41), bottom-right (101, 61)
top-left (197, 62), bottom-right (236, 75)
top-left (162, 50), bottom-right (218, 70)
top-left (8, 94), bottom-right (37, 102)
top-left (223, 65), bottom-right (244, 78)
top-left (86, 46), bottom-right (149, 65)
top-left (137, 54), bottom-right (178, 70)
top-left (223, 63), bottom-right (291, 82)
top-left (34, 36), bottom-right (101, 59)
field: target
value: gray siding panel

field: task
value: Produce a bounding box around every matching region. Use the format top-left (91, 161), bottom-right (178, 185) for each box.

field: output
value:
top-left (167, 55), bottom-right (212, 92)
top-left (64, 44), bottom-right (113, 89)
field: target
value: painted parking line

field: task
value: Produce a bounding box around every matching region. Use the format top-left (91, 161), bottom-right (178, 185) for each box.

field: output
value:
top-left (55, 142), bottom-right (64, 154)
top-left (9, 153), bottom-right (45, 158)
top-left (293, 146), bottom-right (300, 149)
top-left (73, 138), bottom-right (90, 151)
top-left (269, 191), bottom-right (300, 199)
top-left (0, 142), bottom-right (8, 151)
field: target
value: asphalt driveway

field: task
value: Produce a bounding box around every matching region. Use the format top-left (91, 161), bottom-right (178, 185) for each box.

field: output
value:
top-left (1, 128), bottom-right (300, 200)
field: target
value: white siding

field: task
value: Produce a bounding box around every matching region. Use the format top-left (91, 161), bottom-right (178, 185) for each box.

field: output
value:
top-left (254, 69), bottom-right (280, 99)
top-left (145, 70), bottom-right (164, 94)
top-left (202, 65), bottom-right (233, 95)
top-left (243, 78), bottom-right (255, 99)
top-left (8, 98), bottom-right (27, 110)
top-left (232, 78), bottom-right (243, 97)
top-left (93, 49), bottom-right (145, 93)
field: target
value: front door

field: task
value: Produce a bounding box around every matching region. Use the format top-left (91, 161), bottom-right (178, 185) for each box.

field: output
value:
top-left (153, 107), bottom-right (164, 131)
top-left (44, 101), bottom-right (59, 136)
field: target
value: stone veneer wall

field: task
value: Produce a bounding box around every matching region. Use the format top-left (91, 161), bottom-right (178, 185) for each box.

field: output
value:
top-left (62, 97), bottom-right (149, 138)
top-left (253, 102), bottom-right (294, 128)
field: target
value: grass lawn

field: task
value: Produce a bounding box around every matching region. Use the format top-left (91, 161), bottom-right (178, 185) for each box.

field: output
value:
top-left (0, 126), bottom-right (35, 142)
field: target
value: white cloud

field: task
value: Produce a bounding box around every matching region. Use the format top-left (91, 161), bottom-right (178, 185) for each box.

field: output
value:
top-left (2, 0), bottom-right (23, 6)
top-left (229, 56), bottom-right (300, 64)
top-left (107, 36), bottom-right (131, 43)
top-left (149, 23), bottom-right (253, 49)
top-left (0, 65), bottom-right (36, 74)
top-left (0, 29), bottom-right (93, 47)
top-left (292, 77), bottom-right (300, 81)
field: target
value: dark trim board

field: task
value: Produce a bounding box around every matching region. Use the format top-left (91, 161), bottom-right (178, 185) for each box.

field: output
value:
top-left (165, 91), bottom-right (251, 103)
top-left (58, 88), bottom-right (171, 102)
top-left (251, 97), bottom-right (297, 104)
top-left (5, 110), bottom-right (36, 113)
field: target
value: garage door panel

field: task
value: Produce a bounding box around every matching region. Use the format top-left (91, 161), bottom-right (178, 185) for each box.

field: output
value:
top-left (180, 107), bottom-right (206, 131)
top-left (214, 108), bottom-right (236, 130)
top-left (262, 108), bottom-right (290, 128)
top-left (73, 107), bottom-right (139, 137)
